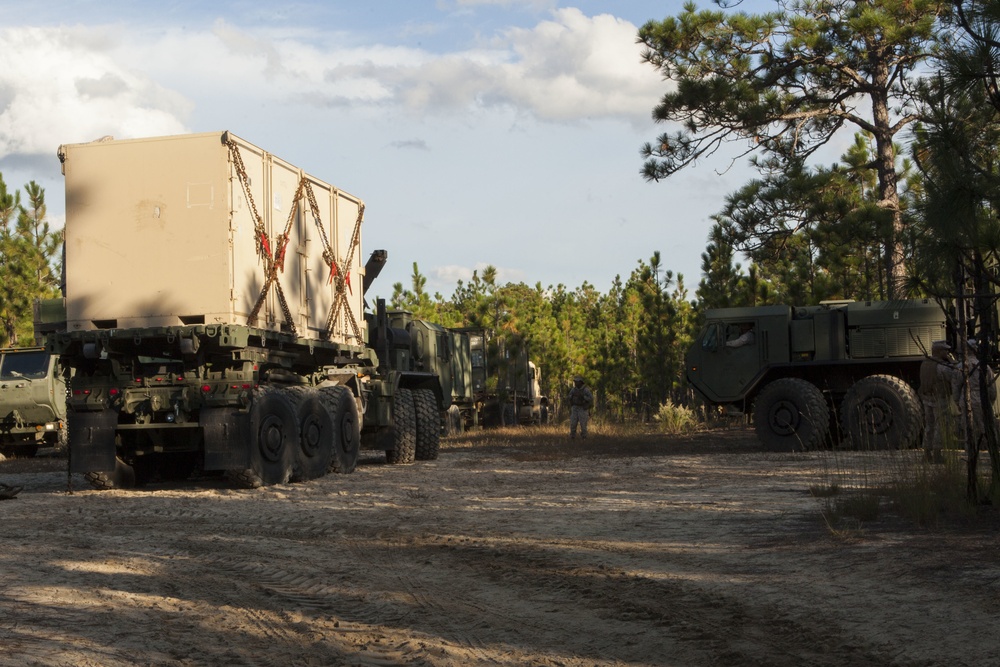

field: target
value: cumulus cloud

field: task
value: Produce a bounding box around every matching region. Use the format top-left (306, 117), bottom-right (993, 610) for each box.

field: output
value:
top-left (0, 26), bottom-right (190, 157)
top-left (323, 8), bottom-right (663, 125)
top-left (326, 8), bottom-right (663, 124)
top-left (0, 9), bottom-right (662, 159)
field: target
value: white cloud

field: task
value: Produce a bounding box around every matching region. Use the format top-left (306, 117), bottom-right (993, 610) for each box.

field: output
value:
top-left (496, 9), bottom-right (661, 120)
top-left (323, 8), bottom-right (662, 124)
top-left (0, 26), bottom-right (191, 157)
top-left (0, 9), bottom-right (662, 158)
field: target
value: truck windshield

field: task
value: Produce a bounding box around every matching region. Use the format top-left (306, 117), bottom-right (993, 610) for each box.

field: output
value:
top-left (0, 351), bottom-right (49, 380)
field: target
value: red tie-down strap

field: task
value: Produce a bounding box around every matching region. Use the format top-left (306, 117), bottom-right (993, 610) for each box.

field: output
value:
top-left (326, 262), bottom-right (353, 294)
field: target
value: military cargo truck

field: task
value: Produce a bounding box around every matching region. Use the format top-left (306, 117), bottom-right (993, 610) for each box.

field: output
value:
top-left (49, 131), bottom-right (436, 489)
top-left (453, 329), bottom-right (549, 428)
top-left (0, 347), bottom-right (67, 457)
top-left (686, 299), bottom-right (947, 450)
top-left (364, 302), bottom-right (453, 459)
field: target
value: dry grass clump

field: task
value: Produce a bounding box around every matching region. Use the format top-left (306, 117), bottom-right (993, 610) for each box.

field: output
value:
top-left (653, 400), bottom-right (702, 434)
top-left (816, 448), bottom-right (988, 531)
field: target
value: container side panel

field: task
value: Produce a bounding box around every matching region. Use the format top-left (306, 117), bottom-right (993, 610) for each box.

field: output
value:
top-left (64, 133), bottom-right (233, 330)
top-left (63, 131), bottom-right (362, 340)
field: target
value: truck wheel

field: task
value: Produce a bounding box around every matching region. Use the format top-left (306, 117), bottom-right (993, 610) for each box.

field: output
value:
top-left (413, 388), bottom-right (441, 461)
top-left (752, 378), bottom-right (830, 451)
top-left (83, 457), bottom-right (136, 490)
top-left (841, 375), bottom-right (922, 450)
top-left (320, 385), bottom-right (360, 475)
top-left (287, 387), bottom-right (335, 482)
top-left (228, 387), bottom-right (297, 488)
top-left (386, 387), bottom-right (416, 465)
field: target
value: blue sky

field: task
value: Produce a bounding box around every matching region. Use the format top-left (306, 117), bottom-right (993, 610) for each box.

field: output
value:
top-left (0, 0), bottom-right (763, 301)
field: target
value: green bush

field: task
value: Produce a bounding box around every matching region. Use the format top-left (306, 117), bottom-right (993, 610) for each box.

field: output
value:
top-left (654, 400), bottom-right (700, 434)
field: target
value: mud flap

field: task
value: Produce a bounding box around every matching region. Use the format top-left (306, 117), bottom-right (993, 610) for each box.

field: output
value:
top-left (68, 410), bottom-right (117, 474)
top-left (201, 408), bottom-right (251, 470)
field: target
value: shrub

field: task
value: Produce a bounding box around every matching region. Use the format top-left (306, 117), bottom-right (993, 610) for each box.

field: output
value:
top-left (654, 400), bottom-right (700, 434)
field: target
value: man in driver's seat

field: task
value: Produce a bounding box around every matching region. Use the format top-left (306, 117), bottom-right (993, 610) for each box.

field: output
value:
top-left (726, 322), bottom-right (755, 348)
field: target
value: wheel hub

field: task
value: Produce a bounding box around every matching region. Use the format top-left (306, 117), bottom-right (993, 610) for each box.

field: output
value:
top-left (259, 415), bottom-right (285, 462)
top-left (301, 415), bottom-right (322, 457)
top-left (768, 399), bottom-right (800, 436)
top-left (859, 398), bottom-right (892, 434)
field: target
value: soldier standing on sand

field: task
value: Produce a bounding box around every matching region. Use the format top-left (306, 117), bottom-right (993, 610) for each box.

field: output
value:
top-left (954, 339), bottom-right (996, 451)
top-left (568, 376), bottom-right (594, 440)
top-left (919, 340), bottom-right (957, 463)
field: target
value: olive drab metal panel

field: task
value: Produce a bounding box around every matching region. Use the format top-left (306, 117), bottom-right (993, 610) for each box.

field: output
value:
top-left (59, 131), bottom-right (366, 345)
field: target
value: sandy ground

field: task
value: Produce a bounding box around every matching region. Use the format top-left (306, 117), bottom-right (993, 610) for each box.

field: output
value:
top-left (1, 427), bottom-right (999, 667)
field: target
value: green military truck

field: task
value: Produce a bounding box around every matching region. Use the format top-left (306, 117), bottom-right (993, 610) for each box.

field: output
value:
top-left (365, 301), bottom-right (458, 459)
top-left (453, 329), bottom-right (548, 429)
top-left (48, 131), bottom-right (440, 489)
top-left (686, 299), bottom-right (947, 450)
top-left (0, 347), bottom-right (67, 457)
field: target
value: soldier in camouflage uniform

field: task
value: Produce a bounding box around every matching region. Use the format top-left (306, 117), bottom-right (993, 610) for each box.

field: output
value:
top-left (954, 339), bottom-right (996, 451)
top-left (568, 376), bottom-right (593, 439)
top-left (919, 340), bottom-right (957, 463)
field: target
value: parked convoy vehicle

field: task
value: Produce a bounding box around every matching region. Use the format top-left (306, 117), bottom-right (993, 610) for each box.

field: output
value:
top-left (686, 299), bottom-right (947, 450)
top-left (451, 329), bottom-right (549, 429)
top-left (47, 131), bottom-right (441, 489)
top-left (364, 301), bottom-right (458, 459)
top-left (0, 346), bottom-right (66, 458)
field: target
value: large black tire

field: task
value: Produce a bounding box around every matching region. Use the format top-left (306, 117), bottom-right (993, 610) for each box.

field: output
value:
top-left (320, 385), bottom-right (361, 475)
top-left (286, 387), bottom-right (335, 482)
top-left (840, 374), bottom-right (922, 450)
top-left (752, 378), bottom-right (830, 451)
top-left (413, 388), bottom-right (441, 461)
top-left (84, 457), bottom-right (136, 491)
top-left (385, 388), bottom-right (416, 465)
top-left (227, 386), bottom-right (298, 488)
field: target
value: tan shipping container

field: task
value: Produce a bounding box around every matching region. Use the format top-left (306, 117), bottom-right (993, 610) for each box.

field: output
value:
top-left (59, 131), bottom-right (366, 345)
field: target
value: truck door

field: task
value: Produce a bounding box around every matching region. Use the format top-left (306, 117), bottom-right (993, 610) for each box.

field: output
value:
top-left (687, 320), bottom-right (760, 403)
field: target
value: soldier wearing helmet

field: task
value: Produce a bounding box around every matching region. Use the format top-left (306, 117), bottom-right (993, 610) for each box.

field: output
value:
top-left (919, 340), bottom-right (957, 463)
top-left (568, 376), bottom-right (593, 439)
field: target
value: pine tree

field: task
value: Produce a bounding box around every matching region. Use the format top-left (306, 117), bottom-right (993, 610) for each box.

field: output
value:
top-left (638, 0), bottom-right (950, 296)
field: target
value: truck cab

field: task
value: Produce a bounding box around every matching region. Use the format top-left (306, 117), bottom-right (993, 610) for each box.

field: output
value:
top-left (0, 347), bottom-right (67, 457)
